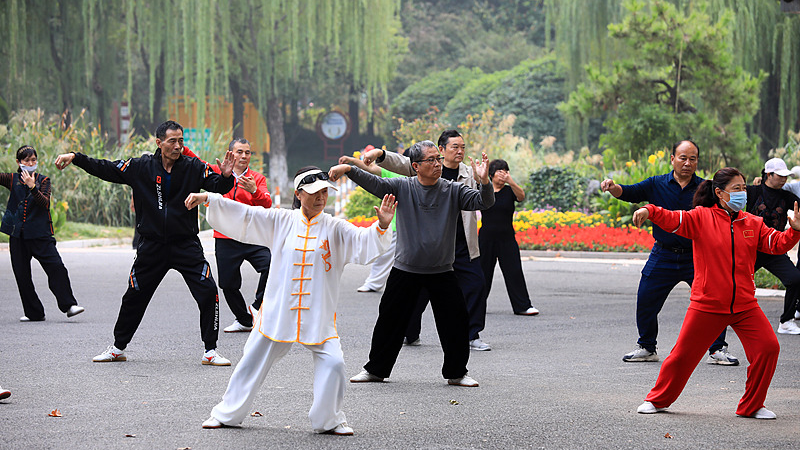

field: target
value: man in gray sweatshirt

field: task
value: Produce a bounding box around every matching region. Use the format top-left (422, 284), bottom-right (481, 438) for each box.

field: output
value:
top-left (328, 140), bottom-right (494, 387)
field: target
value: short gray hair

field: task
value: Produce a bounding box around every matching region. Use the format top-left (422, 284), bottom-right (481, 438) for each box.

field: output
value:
top-left (228, 137), bottom-right (250, 152)
top-left (406, 140), bottom-right (437, 163)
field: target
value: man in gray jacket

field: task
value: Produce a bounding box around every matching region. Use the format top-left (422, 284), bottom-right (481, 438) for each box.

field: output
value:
top-left (328, 140), bottom-right (494, 386)
top-left (362, 130), bottom-right (491, 351)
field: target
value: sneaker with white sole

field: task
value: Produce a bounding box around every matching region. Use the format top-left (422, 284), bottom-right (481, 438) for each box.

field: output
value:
top-left (349, 370), bottom-right (384, 383)
top-left (777, 320), bottom-right (800, 335)
top-left (202, 417), bottom-right (223, 428)
top-left (448, 374), bottom-right (479, 387)
top-left (93, 345), bottom-right (127, 362)
top-left (795, 310), bottom-right (800, 320)
top-left (0, 386), bottom-right (10, 400)
top-left (356, 285), bottom-right (376, 293)
top-left (202, 349), bottom-right (231, 366)
top-left (66, 305), bottom-right (85, 317)
top-left (404, 337), bottom-right (421, 346)
top-left (751, 407), bottom-right (777, 419)
top-left (515, 307), bottom-right (540, 316)
top-left (223, 320), bottom-right (252, 333)
top-left (19, 316), bottom-right (44, 322)
top-left (706, 346), bottom-right (740, 366)
top-left (623, 345), bottom-right (659, 362)
top-left (323, 422), bottom-right (354, 435)
top-left (637, 401), bottom-right (667, 414)
top-left (469, 338), bottom-right (491, 351)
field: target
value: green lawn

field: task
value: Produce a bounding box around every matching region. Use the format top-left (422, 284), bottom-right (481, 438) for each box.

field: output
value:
top-left (0, 222), bottom-right (134, 243)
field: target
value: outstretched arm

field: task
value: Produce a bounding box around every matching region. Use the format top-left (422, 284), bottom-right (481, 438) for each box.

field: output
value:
top-left (56, 152), bottom-right (132, 185)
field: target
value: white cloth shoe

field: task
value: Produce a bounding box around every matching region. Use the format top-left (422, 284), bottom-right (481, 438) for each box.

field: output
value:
top-left (469, 338), bottom-right (491, 351)
top-left (93, 345), bottom-right (127, 362)
top-left (223, 320), bottom-right (252, 333)
top-left (322, 422), bottom-right (354, 435)
top-left (448, 374), bottom-right (479, 387)
top-left (356, 285), bottom-right (376, 293)
top-left (202, 417), bottom-right (223, 428)
top-left (777, 320), bottom-right (800, 335)
top-left (202, 349), bottom-right (231, 366)
top-left (349, 370), bottom-right (384, 383)
top-left (751, 407), bottom-right (777, 419)
top-left (637, 401), bottom-right (667, 414)
top-left (66, 305), bottom-right (85, 317)
top-left (516, 307), bottom-right (540, 316)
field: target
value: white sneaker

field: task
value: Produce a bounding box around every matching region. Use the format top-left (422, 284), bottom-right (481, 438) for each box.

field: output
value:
top-left (323, 422), bottom-right (354, 435)
top-left (66, 305), bottom-right (85, 317)
top-left (637, 401), bottom-right (667, 414)
top-left (795, 310), bottom-right (800, 320)
top-left (516, 307), bottom-right (540, 316)
top-left (0, 386), bottom-right (10, 400)
top-left (623, 345), bottom-right (659, 362)
top-left (202, 417), bottom-right (223, 428)
top-left (448, 374), bottom-right (479, 387)
top-left (202, 349), bottom-right (231, 366)
top-left (777, 320), bottom-right (800, 335)
top-left (751, 407), bottom-right (777, 419)
top-left (356, 285), bottom-right (376, 293)
top-left (404, 337), bottom-right (421, 346)
top-left (706, 346), bottom-right (740, 366)
top-left (223, 320), bottom-right (252, 333)
top-left (19, 316), bottom-right (44, 322)
top-left (349, 370), bottom-right (384, 383)
top-left (469, 338), bottom-right (491, 351)
top-left (93, 345), bottom-right (127, 362)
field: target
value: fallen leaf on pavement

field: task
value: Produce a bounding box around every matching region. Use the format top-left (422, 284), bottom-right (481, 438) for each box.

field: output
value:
top-left (664, 433), bottom-right (673, 439)
top-left (125, 434), bottom-right (136, 438)
top-left (48, 409), bottom-right (62, 417)
top-left (449, 399), bottom-right (460, 405)
top-left (250, 411), bottom-right (263, 417)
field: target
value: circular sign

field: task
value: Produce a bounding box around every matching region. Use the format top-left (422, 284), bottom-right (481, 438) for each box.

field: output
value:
top-left (319, 111), bottom-right (348, 141)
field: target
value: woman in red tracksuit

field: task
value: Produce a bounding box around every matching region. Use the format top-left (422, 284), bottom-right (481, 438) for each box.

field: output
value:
top-left (632, 167), bottom-right (800, 419)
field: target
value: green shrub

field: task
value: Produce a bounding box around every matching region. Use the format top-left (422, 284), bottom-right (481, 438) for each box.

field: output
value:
top-left (754, 268), bottom-right (785, 290)
top-left (525, 166), bottom-right (587, 211)
top-left (343, 187), bottom-right (381, 219)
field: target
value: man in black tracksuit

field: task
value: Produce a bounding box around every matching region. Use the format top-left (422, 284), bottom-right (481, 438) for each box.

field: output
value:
top-left (55, 120), bottom-right (236, 365)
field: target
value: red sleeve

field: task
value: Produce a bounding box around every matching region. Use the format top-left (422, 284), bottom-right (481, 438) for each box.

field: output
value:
top-left (757, 222), bottom-right (800, 255)
top-left (644, 204), bottom-right (700, 240)
top-left (250, 173), bottom-right (272, 208)
top-left (182, 147), bottom-right (221, 173)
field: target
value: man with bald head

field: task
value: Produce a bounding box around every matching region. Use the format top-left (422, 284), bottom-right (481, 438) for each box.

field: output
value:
top-left (601, 140), bottom-right (739, 366)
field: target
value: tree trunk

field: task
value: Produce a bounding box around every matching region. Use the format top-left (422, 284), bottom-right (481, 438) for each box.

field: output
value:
top-left (266, 98), bottom-right (289, 205)
top-left (230, 76), bottom-right (244, 138)
top-left (349, 86), bottom-right (360, 138)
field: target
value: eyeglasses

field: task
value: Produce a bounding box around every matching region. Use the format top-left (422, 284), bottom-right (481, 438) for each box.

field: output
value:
top-left (415, 156), bottom-right (444, 165)
top-left (298, 172), bottom-right (329, 187)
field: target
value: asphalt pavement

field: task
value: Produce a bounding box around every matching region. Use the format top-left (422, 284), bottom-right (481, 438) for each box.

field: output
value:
top-left (0, 234), bottom-right (798, 449)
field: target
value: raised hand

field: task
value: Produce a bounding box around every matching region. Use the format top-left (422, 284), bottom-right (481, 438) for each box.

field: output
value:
top-left (328, 164), bottom-right (351, 182)
top-left (185, 192), bottom-right (209, 210)
top-left (54, 153), bottom-right (75, 171)
top-left (238, 175), bottom-right (257, 194)
top-left (789, 201), bottom-right (800, 231)
top-left (361, 148), bottom-right (384, 166)
top-left (469, 152), bottom-right (490, 184)
top-left (217, 150), bottom-right (235, 177)
top-left (632, 207), bottom-right (650, 228)
top-left (19, 169), bottom-right (36, 188)
top-left (375, 194), bottom-right (397, 230)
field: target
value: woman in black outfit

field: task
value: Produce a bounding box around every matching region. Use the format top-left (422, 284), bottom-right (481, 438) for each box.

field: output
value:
top-left (479, 159), bottom-right (539, 316)
top-left (1, 145), bottom-right (83, 321)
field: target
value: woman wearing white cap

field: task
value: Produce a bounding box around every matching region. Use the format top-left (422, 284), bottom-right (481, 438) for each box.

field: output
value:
top-left (187, 165), bottom-right (396, 436)
top-left (747, 157), bottom-right (800, 335)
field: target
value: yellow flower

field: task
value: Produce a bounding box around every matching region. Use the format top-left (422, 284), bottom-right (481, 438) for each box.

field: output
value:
top-left (648, 155), bottom-right (657, 165)
top-left (657, 150), bottom-right (665, 158)
top-left (626, 161), bottom-right (633, 168)
top-left (353, 151), bottom-right (362, 159)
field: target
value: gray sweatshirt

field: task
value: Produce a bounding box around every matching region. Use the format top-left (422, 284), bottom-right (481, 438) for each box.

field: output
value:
top-left (347, 166), bottom-right (495, 274)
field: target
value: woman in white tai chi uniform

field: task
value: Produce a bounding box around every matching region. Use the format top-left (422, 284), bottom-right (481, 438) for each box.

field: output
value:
top-left (188, 166), bottom-right (396, 435)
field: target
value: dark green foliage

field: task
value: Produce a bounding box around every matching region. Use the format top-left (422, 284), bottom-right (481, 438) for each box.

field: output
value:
top-left (343, 187), bottom-right (381, 219)
top-left (525, 166), bottom-right (587, 211)
top-left (391, 67), bottom-right (484, 122)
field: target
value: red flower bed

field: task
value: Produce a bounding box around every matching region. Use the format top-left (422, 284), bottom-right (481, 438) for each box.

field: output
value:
top-left (516, 223), bottom-right (654, 252)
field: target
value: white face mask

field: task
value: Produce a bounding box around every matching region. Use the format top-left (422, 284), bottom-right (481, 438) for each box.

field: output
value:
top-left (19, 162), bottom-right (37, 173)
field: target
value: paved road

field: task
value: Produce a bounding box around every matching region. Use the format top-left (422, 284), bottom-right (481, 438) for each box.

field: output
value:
top-left (0, 238), bottom-right (797, 449)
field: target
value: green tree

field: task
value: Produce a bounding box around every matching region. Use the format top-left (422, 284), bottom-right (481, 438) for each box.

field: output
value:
top-left (560, 0), bottom-right (764, 172)
top-left (391, 67), bottom-right (484, 123)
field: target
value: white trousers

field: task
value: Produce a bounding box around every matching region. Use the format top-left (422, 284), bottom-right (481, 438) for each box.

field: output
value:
top-left (210, 330), bottom-right (347, 433)
top-left (361, 232), bottom-right (396, 291)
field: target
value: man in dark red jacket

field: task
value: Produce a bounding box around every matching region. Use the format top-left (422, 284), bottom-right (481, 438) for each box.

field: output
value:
top-left (185, 139), bottom-right (273, 332)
